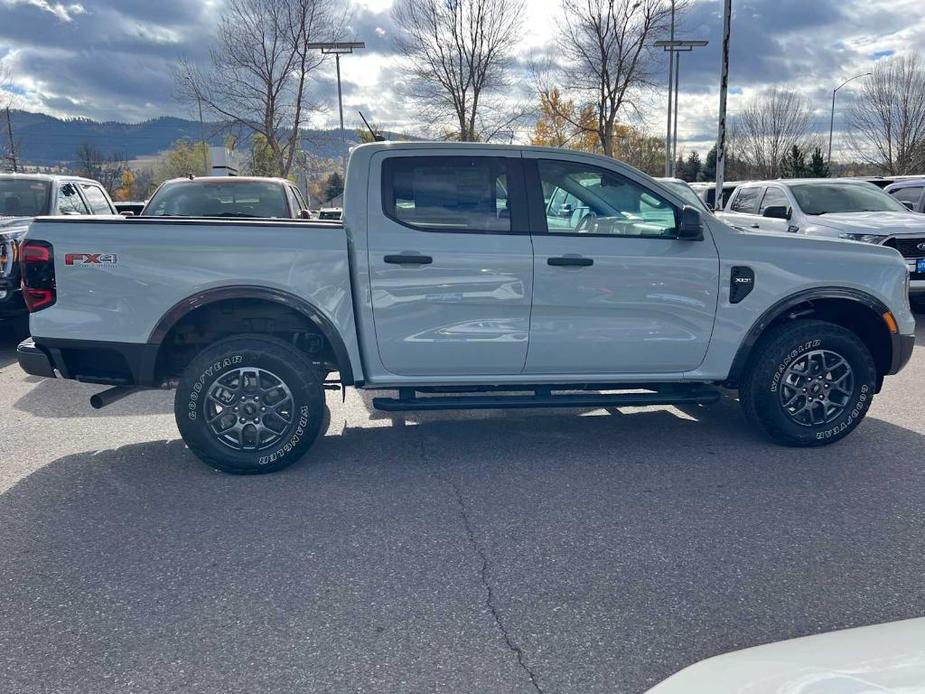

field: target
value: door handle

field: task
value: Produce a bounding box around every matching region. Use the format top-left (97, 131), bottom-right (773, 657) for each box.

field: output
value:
top-left (548, 256), bottom-right (593, 267)
top-left (384, 254), bottom-right (433, 265)
top-left (749, 224), bottom-right (760, 229)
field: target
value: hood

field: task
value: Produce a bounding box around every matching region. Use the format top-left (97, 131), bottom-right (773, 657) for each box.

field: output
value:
top-left (647, 618), bottom-right (925, 693)
top-left (809, 211), bottom-right (925, 237)
top-left (0, 216), bottom-right (33, 237)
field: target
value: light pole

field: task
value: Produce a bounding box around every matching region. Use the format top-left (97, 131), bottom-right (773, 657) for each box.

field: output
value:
top-left (827, 72), bottom-right (870, 167)
top-left (307, 41), bottom-right (366, 172)
top-left (655, 38), bottom-right (709, 176)
top-left (715, 0), bottom-right (732, 211)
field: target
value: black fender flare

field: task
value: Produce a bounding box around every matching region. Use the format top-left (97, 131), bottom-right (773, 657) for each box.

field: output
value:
top-left (149, 285), bottom-right (355, 385)
top-left (725, 286), bottom-right (892, 387)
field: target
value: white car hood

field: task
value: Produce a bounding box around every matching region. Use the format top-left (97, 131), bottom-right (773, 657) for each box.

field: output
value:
top-left (647, 618), bottom-right (925, 693)
top-left (810, 211), bottom-right (925, 237)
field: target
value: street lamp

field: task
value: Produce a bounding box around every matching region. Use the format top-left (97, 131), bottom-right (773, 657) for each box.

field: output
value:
top-left (655, 38), bottom-right (709, 176)
top-left (307, 41), bottom-right (366, 171)
top-left (827, 72), bottom-right (870, 166)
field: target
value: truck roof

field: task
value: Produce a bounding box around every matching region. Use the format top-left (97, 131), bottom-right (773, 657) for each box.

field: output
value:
top-left (158, 176), bottom-right (294, 186)
top-left (0, 173), bottom-right (104, 185)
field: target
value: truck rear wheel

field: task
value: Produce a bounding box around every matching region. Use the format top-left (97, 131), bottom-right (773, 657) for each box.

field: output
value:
top-left (740, 320), bottom-right (877, 447)
top-left (174, 335), bottom-right (326, 474)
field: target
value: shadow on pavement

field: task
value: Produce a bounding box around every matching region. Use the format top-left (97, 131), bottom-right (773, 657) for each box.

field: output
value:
top-left (13, 378), bottom-right (174, 418)
top-left (2, 401), bottom-right (925, 693)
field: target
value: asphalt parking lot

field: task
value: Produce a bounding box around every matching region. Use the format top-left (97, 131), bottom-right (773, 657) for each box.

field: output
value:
top-left (1, 321), bottom-right (924, 694)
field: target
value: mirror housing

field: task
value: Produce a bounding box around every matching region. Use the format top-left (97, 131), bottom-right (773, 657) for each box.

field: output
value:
top-left (299, 208), bottom-right (312, 219)
top-left (677, 206), bottom-right (704, 241)
top-left (762, 205), bottom-right (791, 220)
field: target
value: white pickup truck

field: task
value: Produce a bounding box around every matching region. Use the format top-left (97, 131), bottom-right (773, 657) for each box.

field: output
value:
top-left (17, 143), bottom-right (916, 474)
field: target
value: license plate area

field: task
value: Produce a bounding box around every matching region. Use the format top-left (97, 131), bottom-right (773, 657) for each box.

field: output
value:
top-left (918, 258), bottom-right (925, 274)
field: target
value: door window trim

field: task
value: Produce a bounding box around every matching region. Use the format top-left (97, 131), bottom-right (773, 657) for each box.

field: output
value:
top-left (525, 158), bottom-right (682, 240)
top-left (380, 155), bottom-right (530, 235)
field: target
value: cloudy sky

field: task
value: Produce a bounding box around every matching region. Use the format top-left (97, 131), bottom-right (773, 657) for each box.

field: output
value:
top-left (1, 0), bottom-right (923, 157)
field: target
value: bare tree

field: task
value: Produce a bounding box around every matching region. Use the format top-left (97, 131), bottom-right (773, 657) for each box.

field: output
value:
top-left (177, 0), bottom-right (340, 178)
top-left (735, 89), bottom-right (813, 179)
top-left (1, 63), bottom-right (20, 172)
top-left (392, 0), bottom-right (526, 142)
top-left (551, 0), bottom-right (676, 157)
top-left (73, 143), bottom-right (127, 194)
top-left (849, 54), bottom-right (925, 175)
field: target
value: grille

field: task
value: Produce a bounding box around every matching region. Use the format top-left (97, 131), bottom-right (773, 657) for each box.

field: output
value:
top-left (883, 237), bottom-right (925, 258)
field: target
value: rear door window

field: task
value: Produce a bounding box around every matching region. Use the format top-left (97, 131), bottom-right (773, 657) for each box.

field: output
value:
top-left (56, 183), bottom-right (90, 215)
top-left (382, 156), bottom-right (520, 232)
top-left (730, 187), bottom-right (763, 214)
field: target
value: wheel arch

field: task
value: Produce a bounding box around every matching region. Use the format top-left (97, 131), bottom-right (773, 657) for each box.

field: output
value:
top-left (149, 285), bottom-right (355, 385)
top-left (726, 287), bottom-right (895, 389)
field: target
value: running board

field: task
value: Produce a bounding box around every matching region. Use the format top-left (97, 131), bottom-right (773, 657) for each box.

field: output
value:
top-left (372, 386), bottom-right (721, 412)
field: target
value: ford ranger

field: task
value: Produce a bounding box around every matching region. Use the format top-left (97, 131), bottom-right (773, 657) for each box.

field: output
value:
top-left (16, 143), bottom-right (916, 474)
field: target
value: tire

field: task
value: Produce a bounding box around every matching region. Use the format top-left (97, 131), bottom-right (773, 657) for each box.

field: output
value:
top-left (740, 320), bottom-right (877, 447)
top-left (174, 335), bottom-right (327, 474)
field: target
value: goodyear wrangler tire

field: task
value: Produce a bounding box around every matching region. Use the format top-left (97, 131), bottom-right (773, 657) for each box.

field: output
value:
top-left (175, 335), bottom-right (326, 474)
top-left (740, 320), bottom-right (877, 447)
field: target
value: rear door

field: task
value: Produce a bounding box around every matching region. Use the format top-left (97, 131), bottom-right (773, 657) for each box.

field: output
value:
top-left (367, 151), bottom-right (534, 377)
top-left (720, 185), bottom-right (764, 231)
top-left (523, 155), bottom-right (720, 375)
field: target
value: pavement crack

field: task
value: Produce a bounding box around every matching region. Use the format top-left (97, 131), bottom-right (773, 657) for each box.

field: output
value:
top-left (419, 436), bottom-right (545, 694)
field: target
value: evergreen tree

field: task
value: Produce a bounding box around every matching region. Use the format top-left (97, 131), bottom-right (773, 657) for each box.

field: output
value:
top-left (808, 147), bottom-right (830, 177)
top-left (325, 171), bottom-right (344, 202)
top-left (702, 145), bottom-right (717, 181)
top-left (780, 144), bottom-right (807, 178)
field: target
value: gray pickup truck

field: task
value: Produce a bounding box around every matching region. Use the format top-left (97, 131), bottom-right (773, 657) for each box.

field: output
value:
top-left (1, 173), bottom-right (117, 328)
top-left (17, 143), bottom-right (916, 474)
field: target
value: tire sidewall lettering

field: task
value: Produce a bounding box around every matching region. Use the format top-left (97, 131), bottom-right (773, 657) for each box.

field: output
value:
top-left (187, 354), bottom-right (244, 422)
top-left (814, 384), bottom-right (870, 440)
top-left (769, 339), bottom-right (821, 393)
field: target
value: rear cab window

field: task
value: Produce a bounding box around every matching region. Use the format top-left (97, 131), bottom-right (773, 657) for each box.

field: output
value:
top-left (144, 180), bottom-right (291, 218)
top-left (0, 179), bottom-right (51, 216)
top-left (382, 156), bottom-right (521, 232)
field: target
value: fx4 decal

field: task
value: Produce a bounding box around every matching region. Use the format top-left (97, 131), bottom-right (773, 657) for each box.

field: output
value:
top-left (65, 253), bottom-right (118, 266)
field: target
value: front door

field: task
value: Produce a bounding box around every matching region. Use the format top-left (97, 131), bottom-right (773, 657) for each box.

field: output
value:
top-left (367, 152), bottom-right (534, 377)
top-left (524, 156), bottom-right (720, 375)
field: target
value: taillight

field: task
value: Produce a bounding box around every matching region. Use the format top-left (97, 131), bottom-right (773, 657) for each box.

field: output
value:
top-left (20, 240), bottom-right (56, 312)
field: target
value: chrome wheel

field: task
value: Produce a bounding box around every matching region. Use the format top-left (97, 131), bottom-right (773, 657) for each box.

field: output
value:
top-left (778, 349), bottom-right (854, 427)
top-left (204, 367), bottom-right (294, 451)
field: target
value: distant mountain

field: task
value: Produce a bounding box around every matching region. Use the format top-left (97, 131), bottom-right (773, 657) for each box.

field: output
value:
top-left (4, 110), bottom-right (383, 166)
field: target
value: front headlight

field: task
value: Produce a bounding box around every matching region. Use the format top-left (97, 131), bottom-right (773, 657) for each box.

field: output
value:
top-left (839, 233), bottom-right (883, 244)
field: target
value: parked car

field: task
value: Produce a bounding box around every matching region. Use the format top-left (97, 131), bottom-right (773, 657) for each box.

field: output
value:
top-left (656, 177), bottom-right (711, 213)
top-left (1, 174), bottom-right (117, 331)
top-left (141, 177), bottom-right (312, 219)
top-left (885, 177), bottom-right (925, 213)
top-left (114, 201), bottom-right (146, 216)
top-left (689, 180), bottom-right (748, 210)
top-left (17, 142), bottom-right (914, 474)
top-left (647, 617), bottom-right (925, 693)
top-left (718, 178), bottom-right (925, 307)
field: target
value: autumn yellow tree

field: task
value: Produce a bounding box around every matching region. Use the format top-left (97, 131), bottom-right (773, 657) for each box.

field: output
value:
top-left (531, 88), bottom-right (599, 152)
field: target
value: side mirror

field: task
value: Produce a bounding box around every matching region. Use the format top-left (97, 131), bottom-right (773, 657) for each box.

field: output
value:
top-left (559, 203), bottom-right (574, 216)
top-left (299, 208), bottom-right (312, 219)
top-left (678, 206), bottom-right (704, 241)
top-left (762, 205), bottom-right (791, 220)
top-left (902, 201), bottom-right (915, 211)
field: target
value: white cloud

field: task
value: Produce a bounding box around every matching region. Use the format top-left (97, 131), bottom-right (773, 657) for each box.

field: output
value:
top-left (2, 0), bottom-right (85, 22)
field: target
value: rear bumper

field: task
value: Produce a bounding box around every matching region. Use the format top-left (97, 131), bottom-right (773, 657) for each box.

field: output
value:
top-left (889, 333), bottom-right (916, 375)
top-left (17, 338), bottom-right (56, 378)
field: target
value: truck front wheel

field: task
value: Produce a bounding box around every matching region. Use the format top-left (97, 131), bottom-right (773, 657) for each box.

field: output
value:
top-left (740, 320), bottom-right (877, 447)
top-left (174, 335), bottom-right (326, 474)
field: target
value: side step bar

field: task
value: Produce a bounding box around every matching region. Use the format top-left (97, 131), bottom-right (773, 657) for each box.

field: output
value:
top-left (372, 386), bottom-right (721, 412)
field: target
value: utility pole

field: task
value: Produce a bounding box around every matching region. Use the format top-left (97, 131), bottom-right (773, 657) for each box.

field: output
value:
top-left (308, 41), bottom-right (366, 174)
top-left (197, 95), bottom-right (208, 173)
top-left (827, 72), bottom-right (870, 168)
top-left (4, 106), bottom-right (18, 173)
top-left (714, 0), bottom-right (732, 212)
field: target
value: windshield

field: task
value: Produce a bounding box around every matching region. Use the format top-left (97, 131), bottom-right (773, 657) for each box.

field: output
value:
top-left (660, 180), bottom-right (708, 212)
top-left (790, 182), bottom-right (909, 215)
top-left (143, 180), bottom-right (290, 218)
top-left (0, 179), bottom-right (51, 217)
